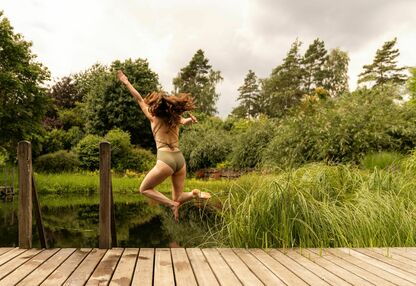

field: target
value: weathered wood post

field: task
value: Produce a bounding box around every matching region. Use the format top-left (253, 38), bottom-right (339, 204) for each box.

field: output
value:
top-left (18, 141), bottom-right (32, 248)
top-left (99, 142), bottom-right (111, 248)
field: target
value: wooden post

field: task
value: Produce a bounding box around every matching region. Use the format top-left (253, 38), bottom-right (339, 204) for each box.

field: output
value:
top-left (32, 176), bottom-right (47, 248)
top-left (18, 141), bottom-right (32, 249)
top-left (99, 142), bottom-right (111, 249)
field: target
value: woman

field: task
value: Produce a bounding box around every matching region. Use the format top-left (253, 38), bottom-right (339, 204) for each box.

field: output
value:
top-left (117, 70), bottom-right (210, 221)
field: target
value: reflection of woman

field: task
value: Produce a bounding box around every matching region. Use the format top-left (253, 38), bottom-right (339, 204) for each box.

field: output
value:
top-left (117, 70), bottom-right (210, 221)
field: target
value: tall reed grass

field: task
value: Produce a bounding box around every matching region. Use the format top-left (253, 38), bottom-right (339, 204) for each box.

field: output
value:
top-left (213, 161), bottom-right (416, 248)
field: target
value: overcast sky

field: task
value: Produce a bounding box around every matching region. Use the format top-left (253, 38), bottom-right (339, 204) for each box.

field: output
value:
top-left (2, 0), bottom-right (416, 117)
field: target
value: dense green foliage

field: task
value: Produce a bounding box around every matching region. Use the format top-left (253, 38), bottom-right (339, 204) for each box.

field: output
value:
top-left (75, 134), bottom-right (103, 170)
top-left (34, 150), bottom-right (80, 173)
top-left (0, 11), bottom-right (50, 153)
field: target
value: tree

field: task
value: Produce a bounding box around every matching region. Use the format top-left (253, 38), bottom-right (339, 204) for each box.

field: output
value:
top-left (44, 76), bottom-right (84, 129)
top-left (234, 70), bottom-right (260, 118)
top-left (358, 38), bottom-right (408, 89)
top-left (301, 38), bottom-right (328, 94)
top-left (80, 59), bottom-right (160, 149)
top-left (324, 48), bottom-right (350, 97)
top-left (173, 49), bottom-right (223, 115)
top-left (261, 40), bottom-right (304, 118)
top-left (0, 11), bottom-right (50, 152)
top-left (408, 67), bottom-right (416, 99)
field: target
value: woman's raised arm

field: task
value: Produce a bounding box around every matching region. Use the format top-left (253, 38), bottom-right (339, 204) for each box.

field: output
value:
top-left (117, 70), bottom-right (153, 121)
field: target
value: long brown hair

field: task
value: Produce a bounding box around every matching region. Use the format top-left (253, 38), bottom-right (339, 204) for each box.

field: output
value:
top-left (145, 92), bottom-right (195, 128)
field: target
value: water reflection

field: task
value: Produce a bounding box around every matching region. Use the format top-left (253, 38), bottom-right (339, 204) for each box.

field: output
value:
top-left (0, 193), bottom-right (211, 248)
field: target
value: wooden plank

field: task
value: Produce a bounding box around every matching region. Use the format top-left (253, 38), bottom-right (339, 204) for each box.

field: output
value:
top-left (355, 248), bottom-right (416, 276)
top-left (99, 141), bottom-right (112, 249)
top-left (154, 248), bottom-right (174, 286)
top-left (132, 248), bottom-right (154, 286)
top-left (309, 248), bottom-right (394, 286)
top-left (283, 249), bottom-right (351, 286)
top-left (298, 248), bottom-right (373, 286)
top-left (63, 248), bottom-right (107, 285)
top-left (383, 247), bottom-right (416, 262)
top-left (40, 248), bottom-right (92, 286)
top-left (217, 248), bottom-right (263, 286)
top-left (0, 248), bottom-right (26, 266)
top-left (186, 248), bottom-right (219, 286)
top-left (250, 248), bottom-right (308, 286)
top-left (0, 249), bottom-right (41, 281)
top-left (18, 141), bottom-right (33, 249)
top-left (0, 248), bottom-right (58, 285)
top-left (369, 247), bottom-right (416, 267)
top-left (338, 248), bottom-right (416, 284)
top-left (268, 249), bottom-right (331, 286)
top-left (0, 248), bottom-right (14, 257)
top-left (171, 248), bottom-right (197, 286)
top-left (233, 248), bottom-right (285, 286)
top-left (328, 248), bottom-right (414, 286)
top-left (109, 248), bottom-right (138, 286)
top-left (86, 248), bottom-right (123, 286)
top-left (202, 248), bottom-right (241, 286)
top-left (17, 248), bottom-right (76, 286)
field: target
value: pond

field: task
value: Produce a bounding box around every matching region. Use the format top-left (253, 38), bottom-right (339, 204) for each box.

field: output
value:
top-left (0, 192), bottom-right (214, 248)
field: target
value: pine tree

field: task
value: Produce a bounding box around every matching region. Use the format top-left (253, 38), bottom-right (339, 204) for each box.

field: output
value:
top-left (173, 49), bottom-right (222, 115)
top-left (261, 40), bottom-right (304, 117)
top-left (324, 48), bottom-right (350, 97)
top-left (358, 38), bottom-right (407, 89)
top-left (235, 70), bottom-right (260, 118)
top-left (301, 38), bottom-right (328, 94)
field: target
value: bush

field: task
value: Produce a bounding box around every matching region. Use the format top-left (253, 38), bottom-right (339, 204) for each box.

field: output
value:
top-left (180, 117), bottom-right (233, 171)
top-left (121, 147), bottom-right (155, 172)
top-left (105, 129), bottom-right (132, 171)
top-left (75, 134), bottom-right (103, 170)
top-left (42, 129), bottom-right (66, 154)
top-left (63, 126), bottom-right (84, 150)
top-left (35, 150), bottom-right (80, 173)
top-left (262, 87), bottom-right (416, 169)
top-left (231, 119), bottom-right (277, 169)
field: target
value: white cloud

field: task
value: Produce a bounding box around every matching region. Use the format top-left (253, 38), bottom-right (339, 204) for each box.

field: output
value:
top-left (2, 0), bottom-right (416, 117)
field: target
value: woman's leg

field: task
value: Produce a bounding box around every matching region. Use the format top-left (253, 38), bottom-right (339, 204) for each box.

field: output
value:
top-left (171, 164), bottom-right (194, 204)
top-left (140, 161), bottom-right (178, 208)
top-left (171, 164), bottom-right (210, 204)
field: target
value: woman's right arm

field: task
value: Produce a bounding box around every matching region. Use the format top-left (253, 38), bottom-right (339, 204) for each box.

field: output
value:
top-left (180, 113), bottom-right (198, 125)
top-left (117, 70), bottom-right (153, 121)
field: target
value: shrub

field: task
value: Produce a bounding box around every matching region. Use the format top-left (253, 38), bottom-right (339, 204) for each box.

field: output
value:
top-left (181, 120), bottom-right (232, 171)
top-left (231, 119), bottom-right (277, 169)
top-left (42, 129), bottom-right (66, 154)
top-left (75, 134), bottom-right (103, 170)
top-left (262, 87), bottom-right (416, 169)
top-left (121, 147), bottom-right (155, 172)
top-left (63, 126), bottom-right (84, 150)
top-left (34, 150), bottom-right (80, 173)
top-left (105, 129), bottom-right (132, 170)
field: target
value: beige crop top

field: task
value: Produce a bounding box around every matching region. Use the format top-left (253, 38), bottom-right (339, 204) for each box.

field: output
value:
top-left (151, 117), bottom-right (180, 151)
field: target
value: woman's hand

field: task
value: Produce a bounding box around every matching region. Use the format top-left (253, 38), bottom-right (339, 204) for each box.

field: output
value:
top-left (117, 70), bottom-right (129, 85)
top-left (189, 113), bottom-right (198, 123)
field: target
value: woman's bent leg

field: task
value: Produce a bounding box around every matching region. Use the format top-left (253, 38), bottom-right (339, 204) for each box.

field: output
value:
top-left (171, 164), bottom-right (194, 204)
top-left (140, 161), bottom-right (177, 208)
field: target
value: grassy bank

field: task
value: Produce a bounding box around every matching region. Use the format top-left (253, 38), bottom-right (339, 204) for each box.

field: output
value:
top-left (212, 159), bottom-right (416, 248)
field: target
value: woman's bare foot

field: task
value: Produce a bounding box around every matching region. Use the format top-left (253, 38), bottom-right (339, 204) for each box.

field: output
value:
top-left (170, 201), bottom-right (180, 222)
top-left (192, 189), bottom-right (211, 200)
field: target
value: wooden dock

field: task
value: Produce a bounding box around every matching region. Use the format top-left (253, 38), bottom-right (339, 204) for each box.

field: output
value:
top-left (0, 247), bottom-right (415, 285)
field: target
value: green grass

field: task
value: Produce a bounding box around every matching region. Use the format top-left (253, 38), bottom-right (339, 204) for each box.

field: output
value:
top-left (361, 151), bottom-right (405, 170)
top-left (211, 161), bottom-right (416, 248)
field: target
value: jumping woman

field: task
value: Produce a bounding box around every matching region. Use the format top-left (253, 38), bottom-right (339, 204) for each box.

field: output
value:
top-left (117, 70), bottom-right (211, 221)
